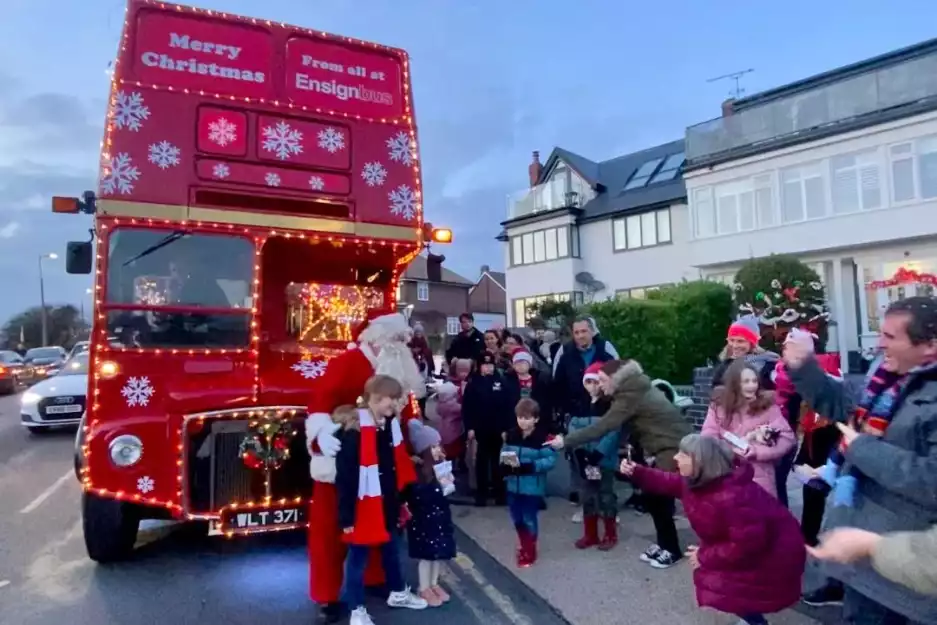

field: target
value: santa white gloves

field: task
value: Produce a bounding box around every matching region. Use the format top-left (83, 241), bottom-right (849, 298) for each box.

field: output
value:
top-left (317, 422), bottom-right (342, 456)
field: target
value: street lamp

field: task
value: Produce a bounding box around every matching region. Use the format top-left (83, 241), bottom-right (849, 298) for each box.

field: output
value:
top-left (38, 253), bottom-right (58, 346)
top-left (81, 288), bottom-right (93, 323)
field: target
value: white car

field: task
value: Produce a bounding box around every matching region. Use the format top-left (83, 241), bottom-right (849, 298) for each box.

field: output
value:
top-left (21, 353), bottom-right (89, 434)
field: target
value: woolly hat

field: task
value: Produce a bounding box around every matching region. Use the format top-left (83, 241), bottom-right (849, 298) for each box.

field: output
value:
top-left (583, 361), bottom-right (603, 383)
top-left (512, 349), bottom-right (533, 365)
top-left (784, 327), bottom-right (816, 353)
top-left (727, 315), bottom-right (761, 346)
top-left (408, 419), bottom-right (441, 454)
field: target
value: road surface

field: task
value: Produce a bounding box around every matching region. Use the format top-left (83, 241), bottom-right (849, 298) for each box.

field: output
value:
top-left (0, 392), bottom-right (566, 625)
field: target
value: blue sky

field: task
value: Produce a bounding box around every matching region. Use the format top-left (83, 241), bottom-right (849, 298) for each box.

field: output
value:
top-left (2, 0), bottom-right (937, 329)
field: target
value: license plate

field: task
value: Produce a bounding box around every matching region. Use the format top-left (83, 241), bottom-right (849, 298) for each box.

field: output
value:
top-left (46, 404), bottom-right (83, 414)
top-left (220, 506), bottom-right (306, 535)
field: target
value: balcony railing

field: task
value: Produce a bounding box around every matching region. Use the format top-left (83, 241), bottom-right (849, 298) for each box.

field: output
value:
top-left (686, 50), bottom-right (937, 164)
top-left (506, 178), bottom-right (588, 220)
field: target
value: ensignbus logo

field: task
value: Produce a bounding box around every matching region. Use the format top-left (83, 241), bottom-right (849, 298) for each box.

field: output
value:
top-left (294, 74), bottom-right (394, 107)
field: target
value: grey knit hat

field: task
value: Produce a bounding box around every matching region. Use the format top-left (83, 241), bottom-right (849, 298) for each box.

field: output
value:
top-left (408, 419), bottom-right (441, 454)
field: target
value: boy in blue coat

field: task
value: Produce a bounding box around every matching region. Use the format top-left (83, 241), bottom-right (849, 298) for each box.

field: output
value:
top-left (500, 398), bottom-right (556, 567)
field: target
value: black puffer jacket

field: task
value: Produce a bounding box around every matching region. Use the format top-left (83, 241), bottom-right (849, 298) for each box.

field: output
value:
top-left (551, 335), bottom-right (618, 419)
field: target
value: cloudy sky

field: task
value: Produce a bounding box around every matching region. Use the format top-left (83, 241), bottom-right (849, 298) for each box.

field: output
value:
top-left (1, 0), bottom-right (936, 327)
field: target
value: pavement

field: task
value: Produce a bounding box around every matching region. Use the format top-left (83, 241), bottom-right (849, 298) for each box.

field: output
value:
top-left (0, 391), bottom-right (567, 625)
top-left (452, 457), bottom-right (843, 625)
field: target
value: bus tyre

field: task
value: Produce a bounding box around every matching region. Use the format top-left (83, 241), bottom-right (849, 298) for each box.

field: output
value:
top-left (82, 491), bottom-right (140, 563)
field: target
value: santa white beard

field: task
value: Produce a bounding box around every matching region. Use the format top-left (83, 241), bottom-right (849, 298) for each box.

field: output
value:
top-left (374, 340), bottom-right (427, 399)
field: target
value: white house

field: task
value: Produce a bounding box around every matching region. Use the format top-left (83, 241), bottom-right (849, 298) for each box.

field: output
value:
top-left (500, 141), bottom-right (694, 326)
top-left (684, 37), bottom-right (937, 370)
top-left (501, 37), bottom-right (937, 372)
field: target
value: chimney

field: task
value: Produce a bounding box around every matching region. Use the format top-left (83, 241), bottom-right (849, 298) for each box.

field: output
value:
top-left (480, 264), bottom-right (490, 275)
top-left (721, 98), bottom-right (735, 117)
top-left (426, 252), bottom-right (445, 282)
top-left (528, 150), bottom-right (542, 187)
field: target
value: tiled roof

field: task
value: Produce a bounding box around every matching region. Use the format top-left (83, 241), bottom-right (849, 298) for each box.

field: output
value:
top-left (402, 254), bottom-right (473, 285)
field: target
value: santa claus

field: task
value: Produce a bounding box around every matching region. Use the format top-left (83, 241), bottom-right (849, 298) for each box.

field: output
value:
top-left (304, 309), bottom-right (426, 622)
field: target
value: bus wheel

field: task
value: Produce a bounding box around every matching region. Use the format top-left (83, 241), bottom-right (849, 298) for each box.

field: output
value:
top-left (82, 491), bottom-right (140, 563)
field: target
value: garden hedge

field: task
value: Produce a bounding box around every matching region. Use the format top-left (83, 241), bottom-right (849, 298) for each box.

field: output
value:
top-left (585, 280), bottom-right (733, 383)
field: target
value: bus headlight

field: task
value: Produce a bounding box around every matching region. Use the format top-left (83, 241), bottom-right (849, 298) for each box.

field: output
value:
top-left (109, 434), bottom-right (143, 467)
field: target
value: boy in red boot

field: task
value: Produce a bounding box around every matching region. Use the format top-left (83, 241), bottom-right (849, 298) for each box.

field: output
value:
top-left (500, 398), bottom-right (556, 567)
top-left (571, 362), bottom-right (619, 550)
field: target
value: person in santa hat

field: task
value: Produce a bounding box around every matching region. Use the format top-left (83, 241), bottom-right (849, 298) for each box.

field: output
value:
top-left (304, 309), bottom-right (426, 623)
top-left (711, 315), bottom-right (778, 391)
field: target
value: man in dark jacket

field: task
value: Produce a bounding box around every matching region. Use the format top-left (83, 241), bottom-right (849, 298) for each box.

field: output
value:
top-left (445, 312), bottom-right (485, 365)
top-left (551, 315), bottom-right (618, 504)
top-left (463, 351), bottom-right (515, 506)
top-left (788, 296), bottom-right (937, 624)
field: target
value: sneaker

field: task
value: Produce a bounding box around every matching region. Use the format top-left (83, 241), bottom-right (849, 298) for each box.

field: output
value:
top-left (387, 586), bottom-right (429, 610)
top-left (801, 585), bottom-right (844, 607)
top-left (419, 588), bottom-right (442, 607)
top-left (571, 509), bottom-right (583, 523)
top-left (639, 543), bottom-right (661, 562)
top-left (350, 607), bottom-right (375, 625)
top-left (649, 549), bottom-right (680, 569)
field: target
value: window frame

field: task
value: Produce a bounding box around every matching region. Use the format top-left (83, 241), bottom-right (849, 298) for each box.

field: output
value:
top-left (511, 291), bottom-right (582, 324)
top-left (888, 141), bottom-right (917, 205)
top-left (508, 225), bottom-right (576, 266)
top-left (446, 317), bottom-right (460, 335)
top-left (623, 158), bottom-right (664, 190)
top-left (611, 208), bottom-right (672, 252)
top-left (416, 281), bottom-right (430, 302)
top-left (779, 162), bottom-right (828, 223)
top-left (830, 148), bottom-right (883, 215)
top-left (649, 152), bottom-right (686, 184)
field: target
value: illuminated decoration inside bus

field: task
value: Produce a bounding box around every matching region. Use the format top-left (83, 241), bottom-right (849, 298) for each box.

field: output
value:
top-left (286, 283), bottom-right (384, 343)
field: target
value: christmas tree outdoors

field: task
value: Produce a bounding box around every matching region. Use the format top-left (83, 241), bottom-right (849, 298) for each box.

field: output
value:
top-left (732, 255), bottom-right (831, 353)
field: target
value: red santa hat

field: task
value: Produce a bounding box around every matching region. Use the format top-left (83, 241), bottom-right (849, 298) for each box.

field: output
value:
top-left (583, 361), bottom-right (603, 383)
top-left (511, 349), bottom-right (533, 366)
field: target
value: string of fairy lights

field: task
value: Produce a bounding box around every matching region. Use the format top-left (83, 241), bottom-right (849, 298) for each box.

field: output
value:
top-left (81, 0), bottom-right (429, 526)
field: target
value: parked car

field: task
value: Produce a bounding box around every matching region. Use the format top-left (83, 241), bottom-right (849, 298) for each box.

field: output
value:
top-left (24, 346), bottom-right (68, 381)
top-left (0, 350), bottom-right (30, 394)
top-left (21, 353), bottom-right (89, 434)
top-left (68, 341), bottom-right (90, 360)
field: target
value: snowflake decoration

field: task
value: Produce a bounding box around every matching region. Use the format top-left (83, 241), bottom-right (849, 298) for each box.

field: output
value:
top-left (291, 359), bottom-right (327, 379)
top-left (212, 163), bottom-right (230, 179)
top-left (308, 175), bottom-right (325, 191)
top-left (317, 127), bottom-right (346, 153)
top-left (208, 117), bottom-right (237, 147)
top-left (148, 141), bottom-right (181, 170)
top-left (386, 131), bottom-right (416, 166)
top-left (265, 172), bottom-right (281, 187)
top-left (110, 91), bottom-right (150, 131)
top-left (121, 376), bottom-right (155, 407)
top-left (100, 152), bottom-right (140, 195)
top-left (388, 184), bottom-right (417, 221)
top-left (261, 120), bottom-right (303, 160)
top-left (137, 475), bottom-right (155, 494)
top-left (361, 162), bottom-right (387, 187)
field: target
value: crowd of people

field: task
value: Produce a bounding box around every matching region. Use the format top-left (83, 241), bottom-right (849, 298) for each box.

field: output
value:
top-left (306, 298), bottom-right (937, 625)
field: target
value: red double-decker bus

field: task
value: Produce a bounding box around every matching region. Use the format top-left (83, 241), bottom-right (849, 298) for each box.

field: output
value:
top-left (53, 0), bottom-right (450, 562)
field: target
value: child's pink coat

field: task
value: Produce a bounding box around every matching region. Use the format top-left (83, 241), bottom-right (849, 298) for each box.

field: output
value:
top-left (701, 403), bottom-right (795, 498)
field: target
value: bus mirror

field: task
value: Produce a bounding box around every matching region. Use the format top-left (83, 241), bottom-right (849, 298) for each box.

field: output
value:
top-left (430, 227), bottom-right (453, 244)
top-left (66, 242), bottom-right (93, 275)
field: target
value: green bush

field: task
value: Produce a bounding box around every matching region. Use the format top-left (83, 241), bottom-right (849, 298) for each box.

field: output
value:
top-left (587, 298), bottom-right (677, 381)
top-left (656, 280), bottom-right (734, 382)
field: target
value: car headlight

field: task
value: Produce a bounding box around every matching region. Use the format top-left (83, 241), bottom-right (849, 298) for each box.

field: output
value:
top-left (21, 391), bottom-right (42, 406)
top-left (109, 434), bottom-right (144, 467)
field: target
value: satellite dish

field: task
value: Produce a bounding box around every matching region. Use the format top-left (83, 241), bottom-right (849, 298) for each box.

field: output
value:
top-left (575, 271), bottom-right (595, 285)
top-left (591, 280), bottom-right (606, 292)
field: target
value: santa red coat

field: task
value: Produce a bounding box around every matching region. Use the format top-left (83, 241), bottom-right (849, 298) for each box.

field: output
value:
top-left (305, 342), bottom-right (419, 604)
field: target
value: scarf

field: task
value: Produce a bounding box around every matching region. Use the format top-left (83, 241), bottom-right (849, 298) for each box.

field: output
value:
top-left (822, 357), bottom-right (933, 506)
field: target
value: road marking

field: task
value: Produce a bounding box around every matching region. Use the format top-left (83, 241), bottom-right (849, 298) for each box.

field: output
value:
top-left (451, 551), bottom-right (533, 625)
top-left (20, 470), bottom-right (74, 514)
top-left (439, 565), bottom-right (492, 623)
top-left (0, 580), bottom-right (10, 589)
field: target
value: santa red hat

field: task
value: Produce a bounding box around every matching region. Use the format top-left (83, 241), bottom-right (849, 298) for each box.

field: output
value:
top-left (583, 361), bottom-right (603, 383)
top-left (511, 349), bottom-right (533, 366)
